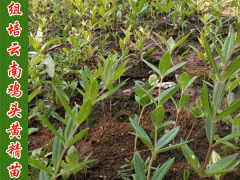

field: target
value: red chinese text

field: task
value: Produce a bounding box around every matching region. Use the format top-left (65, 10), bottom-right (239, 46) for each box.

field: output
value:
top-left (7, 162), bottom-right (22, 178)
top-left (7, 42), bottom-right (21, 56)
top-left (6, 121), bottom-right (22, 139)
top-left (7, 1), bottom-right (23, 16)
top-left (6, 141), bottom-right (22, 159)
top-left (7, 102), bottom-right (22, 118)
top-left (6, 21), bottom-right (22, 37)
top-left (7, 81), bottom-right (23, 98)
top-left (8, 60), bottom-right (22, 79)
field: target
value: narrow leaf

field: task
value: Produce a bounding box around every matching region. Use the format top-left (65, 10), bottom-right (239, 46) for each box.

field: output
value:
top-left (216, 99), bottom-right (240, 120)
top-left (28, 157), bottom-right (54, 175)
top-left (54, 86), bottom-right (75, 119)
top-left (201, 83), bottom-right (214, 119)
top-left (152, 158), bottom-right (175, 180)
top-left (38, 114), bottom-right (64, 144)
top-left (67, 128), bottom-right (89, 147)
top-left (134, 151), bottom-right (147, 180)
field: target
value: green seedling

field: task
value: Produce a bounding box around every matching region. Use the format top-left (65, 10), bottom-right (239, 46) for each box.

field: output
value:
top-left (171, 72), bottom-right (197, 137)
top-left (129, 106), bottom-right (189, 180)
top-left (135, 26), bottom-right (154, 68)
top-left (143, 50), bottom-right (187, 106)
top-left (153, 32), bottom-right (190, 63)
top-left (98, 53), bottom-right (130, 113)
top-left (181, 26), bottom-right (240, 179)
top-left (119, 25), bottom-right (132, 57)
top-left (29, 98), bottom-right (94, 180)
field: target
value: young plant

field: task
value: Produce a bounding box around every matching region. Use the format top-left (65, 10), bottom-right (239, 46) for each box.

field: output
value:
top-left (171, 72), bottom-right (198, 136)
top-left (97, 53), bottom-right (130, 113)
top-left (142, 51), bottom-right (187, 106)
top-left (29, 97), bottom-right (94, 180)
top-left (128, 106), bottom-right (189, 180)
top-left (153, 32), bottom-right (191, 63)
top-left (181, 26), bottom-right (240, 179)
top-left (135, 26), bottom-right (154, 68)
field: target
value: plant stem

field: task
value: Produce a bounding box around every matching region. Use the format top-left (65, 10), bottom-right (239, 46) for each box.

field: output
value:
top-left (134, 107), bottom-right (145, 155)
top-left (53, 124), bottom-right (81, 180)
top-left (173, 111), bottom-right (179, 144)
top-left (158, 78), bottom-right (163, 106)
top-left (186, 117), bottom-right (197, 141)
top-left (154, 126), bottom-right (158, 150)
top-left (147, 153), bottom-right (155, 180)
top-left (201, 48), bottom-right (235, 174)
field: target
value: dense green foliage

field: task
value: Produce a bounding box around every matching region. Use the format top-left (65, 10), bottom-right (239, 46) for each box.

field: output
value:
top-left (28, 0), bottom-right (240, 179)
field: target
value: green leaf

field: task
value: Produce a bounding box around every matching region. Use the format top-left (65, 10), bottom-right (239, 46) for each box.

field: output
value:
top-left (209, 150), bottom-right (221, 165)
top-left (31, 54), bottom-right (44, 66)
top-left (76, 99), bottom-right (92, 125)
top-left (204, 25), bottom-right (224, 63)
top-left (173, 33), bottom-right (191, 52)
top-left (151, 121), bottom-right (175, 139)
top-left (66, 146), bottom-right (79, 168)
top-left (54, 86), bottom-right (75, 120)
top-left (39, 169), bottom-right (51, 180)
top-left (159, 51), bottom-right (171, 78)
top-left (57, 159), bottom-right (94, 177)
top-left (224, 55), bottom-right (240, 80)
top-left (135, 81), bottom-right (157, 107)
top-left (205, 114), bottom-right (213, 142)
top-left (181, 139), bottom-right (202, 175)
top-left (119, 39), bottom-right (124, 52)
top-left (152, 158), bottom-right (175, 180)
top-left (95, 79), bottom-right (128, 103)
top-left (229, 77), bottom-right (240, 92)
top-left (130, 117), bottom-right (154, 151)
top-left (179, 95), bottom-right (190, 110)
top-left (67, 128), bottom-right (89, 147)
top-left (51, 111), bottom-right (65, 123)
top-left (140, 95), bottom-right (152, 107)
top-left (183, 169), bottom-right (190, 180)
top-left (233, 115), bottom-right (240, 127)
top-left (202, 34), bottom-right (220, 79)
top-left (40, 37), bottom-right (64, 53)
top-left (38, 114), bottom-right (64, 144)
top-left (165, 62), bottom-right (187, 76)
top-left (142, 48), bottom-right (154, 58)
top-left (236, 30), bottom-right (240, 46)
top-left (156, 127), bottom-right (179, 151)
top-left (156, 141), bottom-right (189, 154)
top-left (136, 0), bottom-right (146, 13)
top-left (185, 76), bottom-right (198, 91)
top-left (52, 128), bottom-right (64, 171)
top-left (154, 33), bottom-right (170, 50)
top-left (28, 157), bottom-right (54, 175)
top-left (28, 86), bottom-right (41, 103)
top-left (167, 37), bottom-right (175, 52)
top-left (213, 131), bottom-right (240, 146)
top-left (201, 83), bottom-right (214, 119)
top-left (158, 85), bottom-right (180, 105)
top-left (42, 54), bottom-right (55, 78)
top-left (152, 106), bottom-right (164, 128)
top-left (134, 151), bottom-right (146, 180)
top-left (216, 99), bottom-right (240, 120)
top-left (64, 114), bottom-right (76, 143)
top-left (137, 39), bottom-right (143, 51)
top-left (29, 37), bottom-right (40, 52)
top-left (180, 72), bottom-right (190, 91)
top-left (223, 26), bottom-right (235, 63)
top-left (213, 80), bottom-right (225, 109)
top-left (142, 59), bottom-right (161, 76)
top-left (204, 154), bottom-right (238, 176)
